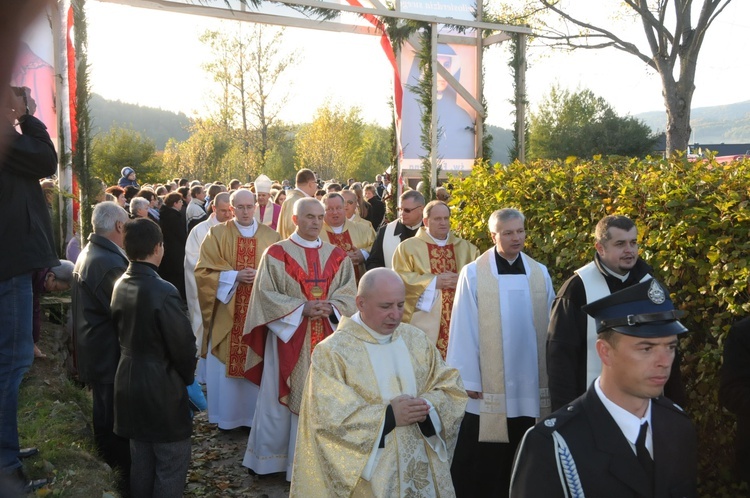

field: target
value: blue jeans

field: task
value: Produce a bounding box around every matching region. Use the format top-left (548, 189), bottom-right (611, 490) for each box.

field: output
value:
top-left (0, 273), bottom-right (33, 473)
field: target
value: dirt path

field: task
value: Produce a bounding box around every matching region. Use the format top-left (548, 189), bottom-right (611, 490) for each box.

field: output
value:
top-left (186, 411), bottom-right (290, 497)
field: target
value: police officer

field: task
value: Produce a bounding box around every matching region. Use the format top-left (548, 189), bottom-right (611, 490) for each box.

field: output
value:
top-left (510, 279), bottom-right (697, 497)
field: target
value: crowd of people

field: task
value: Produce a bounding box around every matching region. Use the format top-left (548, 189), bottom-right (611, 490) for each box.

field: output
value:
top-left (2, 85), bottom-right (747, 498)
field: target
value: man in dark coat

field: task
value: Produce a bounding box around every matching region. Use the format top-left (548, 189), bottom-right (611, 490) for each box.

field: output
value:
top-left (365, 190), bottom-right (424, 270)
top-left (0, 86), bottom-right (57, 493)
top-left (511, 279), bottom-right (697, 498)
top-left (547, 215), bottom-right (685, 411)
top-left (71, 201), bottom-right (131, 495)
top-left (720, 316), bottom-right (750, 483)
top-left (111, 218), bottom-right (196, 498)
top-left (158, 192), bottom-right (187, 300)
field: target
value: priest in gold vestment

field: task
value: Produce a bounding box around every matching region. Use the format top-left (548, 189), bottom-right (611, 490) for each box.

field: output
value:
top-left (241, 197), bottom-right (357, 480)
top-left (291, 268), bottom-right (467, 498)
top-left (194, 189), bottom-right (281, 429)
top-left (320, 192), bottom-right (376, 284)
top-left (277, 168), bottom-right (318, 239)
top-left (392, 201), bottom-right (479, 358)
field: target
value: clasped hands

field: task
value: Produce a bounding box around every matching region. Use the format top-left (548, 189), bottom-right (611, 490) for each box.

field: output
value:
top-left (302, 300), bottom-right (334, 318)
top-left (435, 272), bottom-right (458, 290)
top-left (235, 268), bottom-right (257, 285)
top-left (391, 394), bottom-right (430, 426)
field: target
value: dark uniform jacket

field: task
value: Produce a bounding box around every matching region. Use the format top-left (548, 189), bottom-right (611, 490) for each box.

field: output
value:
top-left (72, 233), bottom-right (129, 384)
top-left (511, 386), bottom-right (697, 498)
top-left (0, 115), bottom-right (59, 280)
top-left (111, 262), bottom-right (196, 443)
top-left (547, 255), bottom-right (685, 410)
top-left (719, 316), bottom-right (750, 482)
top-left (365, 220), bottom-right (420, 270)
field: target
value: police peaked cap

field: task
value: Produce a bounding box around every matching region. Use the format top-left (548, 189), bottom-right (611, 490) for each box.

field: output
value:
top-left (582, 279), bottom-right (688, 337)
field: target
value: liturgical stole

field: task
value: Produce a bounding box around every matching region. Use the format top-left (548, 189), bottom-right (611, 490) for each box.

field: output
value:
top-left (227, 237), bottom-right (257, 378)
top-left (477, 251), bottom-right (551, 442)
top-left (576, 261), bottom-right (652, 387)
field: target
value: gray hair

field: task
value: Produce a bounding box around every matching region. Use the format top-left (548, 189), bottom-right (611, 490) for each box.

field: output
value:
top-left (129, 197), bottom-right (150, 217)
top-left (488, 208), bottom-right (525, 232)
top-left (400, 189), bottom-right (425, 205)
top-left (93, 201), bottom-right (129, 234)
top-left (49, 260), bottom-right (75, 284)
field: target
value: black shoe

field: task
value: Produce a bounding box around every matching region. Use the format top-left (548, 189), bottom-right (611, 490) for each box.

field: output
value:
top-left (0, 467), bottom-right (48, 496)
top-left (18, 448), bottom-right (39, 460)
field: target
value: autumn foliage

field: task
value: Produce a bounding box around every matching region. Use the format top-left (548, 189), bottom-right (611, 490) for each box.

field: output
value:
top-left (449, 154), bottom-right (750, 496)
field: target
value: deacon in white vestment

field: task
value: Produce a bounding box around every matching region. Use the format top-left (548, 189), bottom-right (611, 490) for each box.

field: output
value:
top-left (183, 192), bottom-right (232, 383)
top-left (446, 208), bottom-right (555, 498)
top-left (290, 268), bottom-right (467, 498)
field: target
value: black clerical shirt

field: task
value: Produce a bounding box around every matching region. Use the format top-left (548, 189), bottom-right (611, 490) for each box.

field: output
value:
top-left (494, 250), bottom-right (526, 275)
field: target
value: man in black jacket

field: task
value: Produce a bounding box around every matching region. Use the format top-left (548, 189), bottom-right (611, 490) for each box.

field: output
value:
top-left (720, 316), bottom-right (750, 484)
top-left (547, 215), bottom-right (685, 411)
top-left (112, 219), bottom-right (196, 498)
top-left (512, 280), bottom-right (697, 498)
top-left (0, 86), bottom-right (57, 493)
top-left (72, 201), bottom-right (130, 495)
top-left (365, 190), bottom-right (424, 270)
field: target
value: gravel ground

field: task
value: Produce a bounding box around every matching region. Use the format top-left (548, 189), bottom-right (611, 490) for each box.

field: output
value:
top-left (186, 411), bottom-right (290, 497)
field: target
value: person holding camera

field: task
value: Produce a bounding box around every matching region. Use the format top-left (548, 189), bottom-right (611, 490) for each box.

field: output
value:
top-left (0, 85), bottom-right (57, 493)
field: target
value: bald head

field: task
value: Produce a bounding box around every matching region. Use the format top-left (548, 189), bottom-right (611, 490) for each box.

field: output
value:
top-left (357, 269), bottom-right (405, 335)
top-left (230, 189), bottom-right (256, 226)
top-left (231, 188), bottom-right (255, 206)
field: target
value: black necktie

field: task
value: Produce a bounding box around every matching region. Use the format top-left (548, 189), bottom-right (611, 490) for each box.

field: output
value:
top-left (636, 422), bottom-right (654, 483)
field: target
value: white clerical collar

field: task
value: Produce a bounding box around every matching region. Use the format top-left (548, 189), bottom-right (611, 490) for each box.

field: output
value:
top-left (348, 215), bottom-right (356, 222)
top-left (425, 231), bottom-right (449, 247)
top-left (233, 219), bottom-right (257, 237)
top-left (594, 377), bottom-right (652, 450)
top-left (403, 221), bottom-right (423, 231)
top-left (352, 312), bottom-right (392, 344)
top-left (328, 222), bottom-right (345, 234)
top-left (497, 248), bottom-right (519, 265)
top-left (291, 231), bottom-right (322, 248)
top-left (601, 262), bottom-right (629, 282)
top-left (295, 187), bottom-right (311, 197)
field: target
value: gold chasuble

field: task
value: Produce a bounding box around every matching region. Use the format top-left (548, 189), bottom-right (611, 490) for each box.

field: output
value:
top-left (321, 219), bottom-right (376, 284)
top-left (242, 239), bottom-right (357, 413)
top-left (277, 189), bottom-right (308, 239)
top-left (392, 229), bottom-right (479, 358)
top-left (291, 317), bottom-right (467, 498)
top-left (194, 222), bottom-right (280, 378)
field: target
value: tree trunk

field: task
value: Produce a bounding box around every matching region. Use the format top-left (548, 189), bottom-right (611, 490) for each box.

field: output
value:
top-left (662, 79), bottom-right (694, 155)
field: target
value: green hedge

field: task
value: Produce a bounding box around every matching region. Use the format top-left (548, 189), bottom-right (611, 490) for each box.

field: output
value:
top-left (449, 155), bottom-right (750, 496)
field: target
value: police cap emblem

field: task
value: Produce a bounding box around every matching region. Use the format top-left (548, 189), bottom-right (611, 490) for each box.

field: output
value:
top-left (647, 280), bottom-right (666, 304)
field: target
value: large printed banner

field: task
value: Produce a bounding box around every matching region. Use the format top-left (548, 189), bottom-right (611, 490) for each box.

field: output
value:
top-left (399, 36), bottom-right (478, 175)
top-left (12, 14), bottom-right (58, 147)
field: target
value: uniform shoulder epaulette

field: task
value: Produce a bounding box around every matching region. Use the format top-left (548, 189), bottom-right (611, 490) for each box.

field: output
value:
top-left (653, 395), bottom-right (689, 417)
top-left (535, 400), bottom-right (582, 435)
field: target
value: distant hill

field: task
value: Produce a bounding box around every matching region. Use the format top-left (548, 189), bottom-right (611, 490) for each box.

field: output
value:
top-left (89, 93), bottom-right (191, 150)
top-left (486, 124), bottom-right (513, 165)
top-left (635, 101), bottom-right (750, 143)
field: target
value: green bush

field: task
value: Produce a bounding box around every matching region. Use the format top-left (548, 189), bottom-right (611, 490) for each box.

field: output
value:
top-left (449, 154), bottom-right (750, 497)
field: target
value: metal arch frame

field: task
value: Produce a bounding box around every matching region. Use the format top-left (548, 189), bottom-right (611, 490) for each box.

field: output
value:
top-left (96, 0), bottom-right (530, 174)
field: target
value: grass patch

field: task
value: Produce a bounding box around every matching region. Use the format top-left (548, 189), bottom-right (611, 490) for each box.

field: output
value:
top-left (17, 320), bottom-right (120, 497)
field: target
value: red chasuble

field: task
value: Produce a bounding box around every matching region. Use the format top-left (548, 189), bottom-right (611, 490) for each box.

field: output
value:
top-left (428, 243), bottom-right (457, 359)
top-left (326, 230), bottom-right (362, 283)
top-left (244, 242), bottom-right (347, 407)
